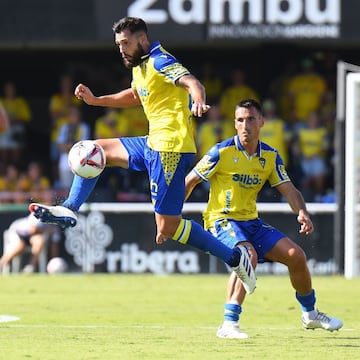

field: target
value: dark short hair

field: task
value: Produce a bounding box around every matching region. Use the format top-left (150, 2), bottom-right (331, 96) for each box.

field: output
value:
top-left (236, 99), bottom-right (264, 116)
top-left (112, 17), bottom-right (148, 35)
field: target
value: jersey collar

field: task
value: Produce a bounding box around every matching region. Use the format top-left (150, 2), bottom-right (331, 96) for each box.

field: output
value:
top-left (234, 135), bottom-right (262, 157)
top-left (141, 41), bottom-right (161, 62)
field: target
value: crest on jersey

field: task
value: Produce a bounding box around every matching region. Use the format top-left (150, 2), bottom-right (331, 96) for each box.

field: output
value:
top-left (259, 157), bottom-right (266, 168)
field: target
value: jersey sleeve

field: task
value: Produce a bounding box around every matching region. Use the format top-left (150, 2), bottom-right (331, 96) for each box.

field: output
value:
top-left (193, 144), bottom-right (220, 181)
top-left (153, 53), bottom-right (190, 83)
top-left (268, 152), bottom-right (291, 187)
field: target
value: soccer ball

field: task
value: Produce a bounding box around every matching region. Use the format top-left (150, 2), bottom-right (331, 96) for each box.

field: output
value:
top-left (68, 140), bottom-right (106, 179)
top-left (47, 257), bottom-right (68, 274)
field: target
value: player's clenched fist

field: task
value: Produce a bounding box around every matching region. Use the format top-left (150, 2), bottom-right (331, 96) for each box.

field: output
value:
top-left (74, 84), bottom-right (95, 105)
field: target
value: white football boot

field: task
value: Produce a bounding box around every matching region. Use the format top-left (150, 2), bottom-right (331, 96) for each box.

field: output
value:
top-left (216, 322), bottom-right (249, 339)
top-left (29, 203), bottom-right (77, 229)
top-left (231, 244), bottom-right (256, 294)
top-left (302, 310), bottom-right (343, 331)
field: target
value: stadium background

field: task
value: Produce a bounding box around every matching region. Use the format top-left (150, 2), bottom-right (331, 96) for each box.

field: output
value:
top-left (0, 0), bottom-right (358, 274)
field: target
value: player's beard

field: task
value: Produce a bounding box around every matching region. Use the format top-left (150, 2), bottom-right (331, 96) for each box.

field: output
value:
top-left (122, 43), bottom-right (147, 69)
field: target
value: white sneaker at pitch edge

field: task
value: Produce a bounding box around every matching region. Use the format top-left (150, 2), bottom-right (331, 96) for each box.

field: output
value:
top-left (216, 323), bottom-right (249, 339)
top-left (231, 244), bottom-right (256, 294)
top-left (302, 310), bottom-right (343, 331)
top-left (29, 203), bottom-right (77, 229)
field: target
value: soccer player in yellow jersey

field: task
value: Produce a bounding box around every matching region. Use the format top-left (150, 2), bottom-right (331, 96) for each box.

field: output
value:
top-left (29, 17), bottom-right (256, 293)
top-left (185, 99), bottom-right (342, 338)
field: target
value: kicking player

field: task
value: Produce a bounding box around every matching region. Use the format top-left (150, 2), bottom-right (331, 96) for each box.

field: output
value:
top-left (185, 99), bottom-right (342, 338)
top-left (29, 16), bottom-right (256, 293)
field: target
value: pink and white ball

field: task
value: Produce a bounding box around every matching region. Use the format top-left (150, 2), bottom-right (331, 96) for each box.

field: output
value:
top-left (47, 257), bottom-right (68, 274)
top-left (68, 140), bottom-right (106, 179)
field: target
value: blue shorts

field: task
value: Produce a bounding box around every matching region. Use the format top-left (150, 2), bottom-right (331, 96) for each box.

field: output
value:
top-left (120, 136), bottom-right (195, 216)
top-left (209, 218), bottom-right (285, 262)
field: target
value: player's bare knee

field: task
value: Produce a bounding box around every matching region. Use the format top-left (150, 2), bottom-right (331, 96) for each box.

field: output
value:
top-left (156, 232), bottom-right (171, 244)
top-left (288, 246), bottom-right (307, 269)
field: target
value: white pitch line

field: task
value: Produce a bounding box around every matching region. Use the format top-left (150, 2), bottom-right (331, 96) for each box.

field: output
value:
top-left (0, 315), bottom-right (20, 323)
top-left (0, 324), bottom-right (355, 331)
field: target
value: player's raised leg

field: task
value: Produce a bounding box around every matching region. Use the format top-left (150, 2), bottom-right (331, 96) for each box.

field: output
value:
top-left (29, 138), bottom-right (129, 228)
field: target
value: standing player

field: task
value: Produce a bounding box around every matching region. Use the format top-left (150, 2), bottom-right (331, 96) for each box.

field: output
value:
top-left (29, 17), bottom-right (256, 292)
top-left (185, 99), bottom-right (342, 338)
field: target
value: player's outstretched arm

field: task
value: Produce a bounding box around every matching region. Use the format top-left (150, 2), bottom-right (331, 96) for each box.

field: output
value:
top-left (75, 84), bottom-right (141, 108)
top-left (185, 170), bottom-right (203, 201)
top-left (277, 182), bottom-right (314, 235)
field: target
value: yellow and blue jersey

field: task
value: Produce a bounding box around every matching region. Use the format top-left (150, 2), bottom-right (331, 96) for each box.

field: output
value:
top-left (193, 136), bottom-right (290, 228)
top-left (131, 41), bottom-right (196, 153)
top-left (289, 73), bottom-right (326, 121)
top-left (298, 126), bottom-right (328, 158)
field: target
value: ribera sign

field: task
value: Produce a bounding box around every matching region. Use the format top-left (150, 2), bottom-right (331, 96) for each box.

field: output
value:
top-left (127, 0), bottom-right (341, 39)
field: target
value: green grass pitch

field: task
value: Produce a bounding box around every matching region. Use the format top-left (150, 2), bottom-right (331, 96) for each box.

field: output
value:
top-left (1, 274), bottom-right (359, 360)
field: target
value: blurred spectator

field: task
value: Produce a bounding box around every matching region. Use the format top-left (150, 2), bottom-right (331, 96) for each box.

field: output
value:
top-left (288, 58), bottom-right (327, 124)
top-left (49, 74), bottom-right (82, 122)
top-left (219, 68), bottom-right (259, 121)
top-left (93, 108), bottom-right (130, 199)
top-left (94, 107), bottom-right (129, 138)
top-left (0, 214), bottom-right (61, 273)
top-left (260, 99), bottom-right (292, 167)
top-left (0, 164), bottom-right (23, 203)
top-left (57, 106), bottom-right (90, 189)
top-left (319, 89), bottom-right (336, 137)
top-left (109, 73), bottom-right (148, 137)
top-left (49, 74), bottom-right (82, 183)
top-left (17, 161), bottom-right (53, 204)
top-left (0, 161), bottom-right (53, 204)
top-left (268, 60), bottom-right (297, 121)
top-left (196, 104), bottom-right (235, 159)
top-left (117, 106), bottom-right (149, 197)
top-left (122, 106), bottom-right (148, 137)
top-left (314, 51), bottom-right (339, 91)
top-left (0, 81), bottom-right (32, 167)
top-left (292, 111), bottom-right (330, 201)
top-left (0, 101), bottom-right (9, 135)
top-left (199, 62), bottom-right (223, 104)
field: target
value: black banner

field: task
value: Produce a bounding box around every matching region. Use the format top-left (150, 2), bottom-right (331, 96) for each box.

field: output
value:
top-left (0, 208), bottom-right (337, 274)
top-left (0, 0), bottom-right (358, 47)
